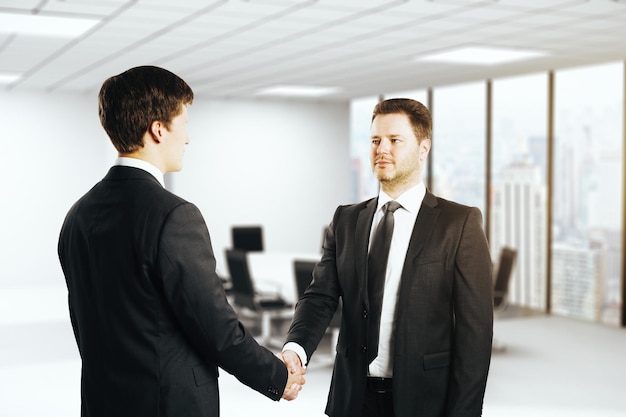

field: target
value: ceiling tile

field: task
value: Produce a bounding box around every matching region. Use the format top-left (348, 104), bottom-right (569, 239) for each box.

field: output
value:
top-left (2, 0), bottom-right (625, 100)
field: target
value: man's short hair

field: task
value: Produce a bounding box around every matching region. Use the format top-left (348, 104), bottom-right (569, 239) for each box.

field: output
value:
top-left (372, 98), bottom-right (432, 142)
top-left (98, 66), bottom-right (194, 153)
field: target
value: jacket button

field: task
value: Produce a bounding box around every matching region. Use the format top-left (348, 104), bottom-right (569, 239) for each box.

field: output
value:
top-left (362, 310), bottom-right (368, 319)
top-left (362, 345), bottom-right (367, 353)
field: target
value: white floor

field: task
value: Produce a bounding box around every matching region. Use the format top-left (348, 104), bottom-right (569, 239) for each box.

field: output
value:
top-left (2, 284), bottom-right (626, 416)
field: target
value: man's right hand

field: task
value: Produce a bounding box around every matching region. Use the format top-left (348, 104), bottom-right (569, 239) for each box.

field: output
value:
top-left (278, 351), bottom-right (306, 401)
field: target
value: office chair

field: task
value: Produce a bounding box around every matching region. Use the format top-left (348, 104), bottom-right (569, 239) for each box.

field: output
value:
top-left (231, 226), bottom-right (264, 252)
top-left (294, 260), bottom-right (341, 366)
top-left (320, 225), bottom-right (329, 253)
top-left (494, 246), bottom-right (517, 314)
top-left (222, 226), bottom-right (263, 293)
top-left (492, 246), bottom-right (517, 352)
top-left (225, 249), bottom-right (292, 348)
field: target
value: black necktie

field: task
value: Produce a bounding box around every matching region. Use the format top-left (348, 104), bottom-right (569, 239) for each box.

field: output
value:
top-left (367, 200), bottom-right (402, 363)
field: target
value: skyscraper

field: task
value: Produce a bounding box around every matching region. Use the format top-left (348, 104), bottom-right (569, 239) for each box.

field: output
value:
top-left (491, 151), bottom-right (547, 309)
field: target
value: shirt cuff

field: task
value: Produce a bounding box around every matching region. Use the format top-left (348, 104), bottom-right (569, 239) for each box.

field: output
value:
top-left (282, 342), bottom-right (308, 369)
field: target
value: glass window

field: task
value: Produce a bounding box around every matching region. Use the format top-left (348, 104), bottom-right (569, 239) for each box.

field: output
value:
top-left (350, 96), bottom-right (380, 202)
top-left (553, 62), bottom-right (624, 325)
top-left (491, 73), bottom-right (548, 311)
top-left (432, 82), bottom-right (486, 216)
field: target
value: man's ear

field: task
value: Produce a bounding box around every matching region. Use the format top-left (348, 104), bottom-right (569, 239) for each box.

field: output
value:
top-left (148, 120), bottom-right (164, 144)
top-left (419, 138), bottom-right (431, 161)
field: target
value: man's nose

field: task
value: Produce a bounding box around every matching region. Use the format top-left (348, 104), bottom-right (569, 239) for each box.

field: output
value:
top-left (376, 139), bottom-right (391, 154)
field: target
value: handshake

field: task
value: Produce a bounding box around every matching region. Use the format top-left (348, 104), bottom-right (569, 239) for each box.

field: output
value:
top-left (278, 350), bottom-right (306, 401)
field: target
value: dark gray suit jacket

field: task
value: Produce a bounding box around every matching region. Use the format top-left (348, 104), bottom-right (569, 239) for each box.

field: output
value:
top-left (286, 191), bottom-right (493, 417)
top-left (58, 166), bottom-right (287, 417)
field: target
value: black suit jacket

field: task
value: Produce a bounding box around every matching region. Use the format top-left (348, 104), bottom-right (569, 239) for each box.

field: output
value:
top-left (287, 191), bottom-right (493, 417)
top-left (58, 166), bottom-right (287, 417)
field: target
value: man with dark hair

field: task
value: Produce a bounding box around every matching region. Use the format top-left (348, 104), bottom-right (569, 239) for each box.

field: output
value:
top-left (282, 98), bottom-right (492, 417)
top-left (58, 66), bottom-right (303, 417)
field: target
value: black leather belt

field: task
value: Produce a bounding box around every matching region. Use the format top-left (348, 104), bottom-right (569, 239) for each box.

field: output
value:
top-left (366, 377), bottom-right (393, 393)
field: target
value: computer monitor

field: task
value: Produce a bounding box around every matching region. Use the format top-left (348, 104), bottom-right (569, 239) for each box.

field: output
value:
top-left (231, 226), bottom-right (264, 252)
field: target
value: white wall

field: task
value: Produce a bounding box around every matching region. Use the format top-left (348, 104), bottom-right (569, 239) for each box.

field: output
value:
top-left (175, 98), bottom-right (350, 275)
top-left (0, 91), bottom-right (350, 288)
top-left (1, 91), bottom-right (114, 288)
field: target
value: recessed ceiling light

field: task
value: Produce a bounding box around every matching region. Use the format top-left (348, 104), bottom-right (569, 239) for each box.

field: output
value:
top-left (255, 85), bottom-right (341, 98)
top-left (0, 12), bottom-right (99, 37)
top-left (415, 46), bottom-right (546, 65)
top-left (0, 72), bottom-right (21, 84)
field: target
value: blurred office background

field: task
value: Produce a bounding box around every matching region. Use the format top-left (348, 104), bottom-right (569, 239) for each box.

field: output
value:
top-left (1, 0), bottom-right (626, 415)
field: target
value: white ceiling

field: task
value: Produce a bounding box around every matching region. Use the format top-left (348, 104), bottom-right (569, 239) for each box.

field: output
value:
top-left (2, 0), bottom-right (626, 101)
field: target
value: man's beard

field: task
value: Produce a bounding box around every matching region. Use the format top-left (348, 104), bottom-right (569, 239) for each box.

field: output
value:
top-left (374, 163), bottom-right (420, 189)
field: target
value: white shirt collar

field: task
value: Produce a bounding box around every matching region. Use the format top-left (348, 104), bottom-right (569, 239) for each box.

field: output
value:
top-left (114, 157), bottom-right (165, 188)
top-left (377, 181), bottom-right (426, 214)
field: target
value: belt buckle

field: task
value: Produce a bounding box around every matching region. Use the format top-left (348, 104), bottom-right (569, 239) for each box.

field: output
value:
top-left (369, 377), bottom-right (392, 393)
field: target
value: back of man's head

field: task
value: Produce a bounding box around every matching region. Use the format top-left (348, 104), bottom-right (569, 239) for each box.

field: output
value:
top-left (98, 66), bottom-right (194, 153)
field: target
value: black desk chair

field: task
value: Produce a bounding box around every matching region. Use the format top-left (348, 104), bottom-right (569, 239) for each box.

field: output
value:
top-left (221, 226), bottom-right (264, 292)
top-left (225, 249), bottom-right (292, 348)
top-left (492, 246), bottom-right (517, 352)
top-left (294, 260), bottom-right (341, 366)
top-left (494, 247), bottom-right (517, 314)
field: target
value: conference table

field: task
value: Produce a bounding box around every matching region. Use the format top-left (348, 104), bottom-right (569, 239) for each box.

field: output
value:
top-left (245, 250), bottom-right (340, 362)
top-left (247, 250), bottom-right (321, 304)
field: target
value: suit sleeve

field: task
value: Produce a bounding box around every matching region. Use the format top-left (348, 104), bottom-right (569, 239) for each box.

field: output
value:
top-left (286, 208), bottom-right (341, 363)
top-left (447, 207), bottom-right (494, 416)
top-left (156, 202), bottom-right (288, 401)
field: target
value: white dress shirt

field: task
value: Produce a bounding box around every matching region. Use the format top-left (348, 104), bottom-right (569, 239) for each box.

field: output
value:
top-left (284, 182), bottom-right (426, 375)
top-left (115, 157), bottom-right (165, 188)
top-left (368, 182), bottom-right (425, 377)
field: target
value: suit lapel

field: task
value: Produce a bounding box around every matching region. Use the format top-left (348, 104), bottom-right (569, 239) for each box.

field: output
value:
top-left (397, 191), bottom-right (440, 305)
top-left (355, 198), bottom-right (377, 307)
top-left (406, 191), bottom-right (439, 263)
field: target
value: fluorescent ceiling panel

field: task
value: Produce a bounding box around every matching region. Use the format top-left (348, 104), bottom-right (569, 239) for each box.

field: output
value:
top-left (0, 13), bottom-right (100, 37)
top-left (0, 72), bottom-right (21, 84)
top-left (416, 46), bottom-right (547, 65)
top-left (255, 85), bottom-right (341, 97)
